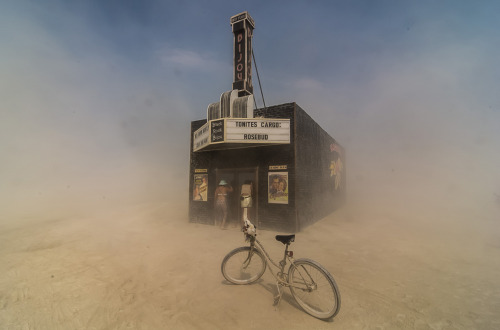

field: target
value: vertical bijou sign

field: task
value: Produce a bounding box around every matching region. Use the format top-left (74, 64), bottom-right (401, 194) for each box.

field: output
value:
top-left (231, 11), bottom-right (255, 96)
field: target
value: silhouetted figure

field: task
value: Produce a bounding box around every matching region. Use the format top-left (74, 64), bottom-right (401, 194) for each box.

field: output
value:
top-left (214, 180), bottom-right (233, 229)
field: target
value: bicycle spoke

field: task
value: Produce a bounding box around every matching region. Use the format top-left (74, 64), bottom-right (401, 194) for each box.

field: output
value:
top-left (221, 247), bottom-right (266, 285)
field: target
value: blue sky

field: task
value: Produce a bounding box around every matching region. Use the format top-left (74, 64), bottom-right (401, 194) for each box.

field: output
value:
top-left (1, 0), bottom-right (499, 217)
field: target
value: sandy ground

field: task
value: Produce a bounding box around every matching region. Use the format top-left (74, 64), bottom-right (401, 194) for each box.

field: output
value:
top-left (1, 198), bottom-right (499, 330)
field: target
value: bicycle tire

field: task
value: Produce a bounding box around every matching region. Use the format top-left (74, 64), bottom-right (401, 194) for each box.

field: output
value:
top-left (288, 258), bottom-right (341, 320)
top-left (221, 246), bottom-right (267, 285)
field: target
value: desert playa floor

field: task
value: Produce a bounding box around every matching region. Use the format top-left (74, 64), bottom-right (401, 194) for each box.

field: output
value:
top-left (1, 200), bottom-right (499, 330)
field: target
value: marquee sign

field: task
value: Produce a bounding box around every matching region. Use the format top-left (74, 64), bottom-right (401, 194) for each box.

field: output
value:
top-left (193, 122), bottom-right (210, 151)
top-left (226, 119), bottom-right (290, 143)
top-left (193, 118), bottom-right (290, 152)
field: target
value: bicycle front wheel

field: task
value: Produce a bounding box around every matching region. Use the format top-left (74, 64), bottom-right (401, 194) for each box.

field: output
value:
top-left (288, 258), bottom-right (341, 320)
top-left (221, 246), bottom-right (266, 285)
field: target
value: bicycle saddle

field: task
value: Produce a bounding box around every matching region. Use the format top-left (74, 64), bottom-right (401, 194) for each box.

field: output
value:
top-left (275, 235), bottom-right (295, 245)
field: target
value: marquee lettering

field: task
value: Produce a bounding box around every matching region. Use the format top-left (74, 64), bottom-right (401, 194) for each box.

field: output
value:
top-left (195, 137), bottom-right (208, 149)
top-left (236, 121), bottom-right (257, 127)
top-left (244, 134), bottom-right (269, 140)
top-left (261, 122), bottom-right (281, 128)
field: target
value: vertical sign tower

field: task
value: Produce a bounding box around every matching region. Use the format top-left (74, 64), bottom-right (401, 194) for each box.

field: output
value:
top-left (231, 11), bottom-right (255, 97)
top-left (190, 11), bottom-right (346, 232)
top-left (206, 11), bottom-right (255, 122)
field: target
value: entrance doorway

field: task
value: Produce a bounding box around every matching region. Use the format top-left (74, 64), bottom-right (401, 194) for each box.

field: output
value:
top-left (215, 167), bottom-right (258, 228)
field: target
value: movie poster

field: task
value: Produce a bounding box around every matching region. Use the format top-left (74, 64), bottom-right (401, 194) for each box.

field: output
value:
top-left (329, 143), bottom-right (344, 191)
top-left (268, 172), bottom-right (288, 204)
top-left (193, 174), bottom-right (208, 201)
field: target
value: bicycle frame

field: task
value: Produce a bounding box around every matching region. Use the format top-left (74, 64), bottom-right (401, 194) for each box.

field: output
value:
top-left (246, 236), bottom-right (316, 291)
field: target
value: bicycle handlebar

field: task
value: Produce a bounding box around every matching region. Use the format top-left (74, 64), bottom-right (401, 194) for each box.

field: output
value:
top-left (242, 219), bottom-right (257, 239)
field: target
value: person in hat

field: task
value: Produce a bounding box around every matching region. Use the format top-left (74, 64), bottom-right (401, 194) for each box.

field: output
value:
top-left (214, 180), bottom-right (233, 229)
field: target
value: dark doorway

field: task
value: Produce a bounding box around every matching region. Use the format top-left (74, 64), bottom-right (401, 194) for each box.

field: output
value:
top-left (215, 168), bottom-right (258, 228)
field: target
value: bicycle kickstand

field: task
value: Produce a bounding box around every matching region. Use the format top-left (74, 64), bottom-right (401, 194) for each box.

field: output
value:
top-left (273, 281), bottom-right (282, 307)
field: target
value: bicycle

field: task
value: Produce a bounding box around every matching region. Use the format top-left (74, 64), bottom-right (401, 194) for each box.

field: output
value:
top-left (221, 220), bottom-right (341, 320)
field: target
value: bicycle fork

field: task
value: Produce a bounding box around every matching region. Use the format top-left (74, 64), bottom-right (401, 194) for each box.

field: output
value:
top-left (242, 244), bottom-right (257, 270)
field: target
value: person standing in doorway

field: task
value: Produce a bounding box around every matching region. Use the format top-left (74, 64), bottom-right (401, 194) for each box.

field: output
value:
top-left (214, 180), bottom-right (233, 229)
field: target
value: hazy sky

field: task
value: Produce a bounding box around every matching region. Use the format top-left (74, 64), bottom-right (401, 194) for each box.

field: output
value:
top-left (1, 0), bottom-right (499, 219)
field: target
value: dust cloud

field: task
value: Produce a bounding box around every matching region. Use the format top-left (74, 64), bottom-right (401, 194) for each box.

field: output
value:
top-left (1, 5), bottom-right (500, 330)
top-left (2, 69), bottom-right (499, 328)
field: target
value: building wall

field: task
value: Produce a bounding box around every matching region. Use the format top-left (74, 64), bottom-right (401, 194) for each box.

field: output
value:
top-left (294, 104), bottom-right (346, 230)
top-left (189, 120), bottom-right (213, 224)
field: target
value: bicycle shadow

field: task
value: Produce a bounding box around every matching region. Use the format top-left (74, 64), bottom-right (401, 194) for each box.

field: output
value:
top-left (220, 279), bottom-right (335, 322)
top-left (256, 282), bottom-right (299, 308)
top-left (220, 278), bottom-right (265, 286)
top-left (220, 279), bottom-right (298, 307)
top-left (260, 281), bottom-right (336, 323)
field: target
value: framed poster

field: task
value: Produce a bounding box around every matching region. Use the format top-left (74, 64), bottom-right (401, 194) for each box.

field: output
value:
top-left (329, 143), bottom-right (344, 191)
top-left (268, 172), bottom-right (288, 204)
top-left (193, 174), bottom-right (208, 201)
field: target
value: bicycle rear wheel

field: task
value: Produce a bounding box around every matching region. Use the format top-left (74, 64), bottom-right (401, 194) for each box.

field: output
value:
top-left (288, 258), bottom-right (341, 320)
top-left (221, 246), bottom-right (266, 285)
